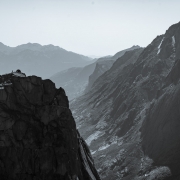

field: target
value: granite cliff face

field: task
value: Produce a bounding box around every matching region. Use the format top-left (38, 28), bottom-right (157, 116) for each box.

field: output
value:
top-left (0, 75), bottom-right (100, 180)
top-left (71, 22), bottom-right (180, 179)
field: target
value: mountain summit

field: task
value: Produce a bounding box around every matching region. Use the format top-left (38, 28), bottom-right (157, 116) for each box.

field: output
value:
top-left (0, 72), bottom-right (100, 180)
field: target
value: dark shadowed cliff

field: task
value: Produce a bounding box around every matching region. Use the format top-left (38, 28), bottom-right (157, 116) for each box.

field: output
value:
top-left (0, 74), bottom-right (100, 180)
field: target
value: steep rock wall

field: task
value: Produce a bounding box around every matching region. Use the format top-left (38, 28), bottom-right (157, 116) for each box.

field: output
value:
top-left (0, 75), bottom-right (100, 180)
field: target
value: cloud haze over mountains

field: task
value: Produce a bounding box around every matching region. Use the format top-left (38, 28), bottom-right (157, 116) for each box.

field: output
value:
top-left (0, 42), bottom-right (91, 78)
top-left (1, 0), bottom-right (180, 56)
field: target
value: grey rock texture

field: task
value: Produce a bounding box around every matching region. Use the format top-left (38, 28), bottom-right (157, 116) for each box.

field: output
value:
top-left (141, 60), bottom-right (180, 178)
top-left (70, 22), bottom-right (180, 179)
top-left (0, 75), bottom-right (100, 180)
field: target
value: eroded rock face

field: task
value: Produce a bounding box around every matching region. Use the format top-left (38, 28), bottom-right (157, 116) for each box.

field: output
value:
top-left (141, 59), bottom-right (180, 178)
top-left (70, 22), bottom-right (180, 180)
top-left (0, 75), bottom-right (100, 180)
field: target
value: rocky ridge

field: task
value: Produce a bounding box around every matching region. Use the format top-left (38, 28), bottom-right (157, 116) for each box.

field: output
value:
top-left (51, 46), bottom-right (140, 100)
top-left (70, 22), bottom-right (180, 179)
top-left (0, 75), bottom-right (100, 180)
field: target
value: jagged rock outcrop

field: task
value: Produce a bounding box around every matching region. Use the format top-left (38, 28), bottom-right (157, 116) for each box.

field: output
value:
top-left (112, 45), bottom-right (140, 61)
top-left (0, 75), bottom-right (100, 180)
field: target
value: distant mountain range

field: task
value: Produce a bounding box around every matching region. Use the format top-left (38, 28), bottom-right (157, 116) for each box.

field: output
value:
top-left (0, 42), bottom-right (92, 78)
top-left (70, 22), bottom-right (180, 179)
top-left (50, 45), bottom-right (140, 100)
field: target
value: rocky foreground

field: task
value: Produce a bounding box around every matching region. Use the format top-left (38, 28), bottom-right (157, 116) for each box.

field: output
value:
top-left (0, 75), bottom-right (100, 180)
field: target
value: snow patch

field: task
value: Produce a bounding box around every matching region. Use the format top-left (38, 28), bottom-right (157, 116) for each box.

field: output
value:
top-left (157, 37), bottom-right (164, 55)
top-left (96, 119), bottom-right (107, 129)
top-left (157, 49), bottom-right (161, 55)
top-left (86, 131), bottom-right (104, 146)
top-left (172, 36), bottom-right (176, 47)
top-left (90, 150), bottom-right (97, 155)
top-left (144, 166), bottom-right (171, 179)
top-left (98, 144), bottom-right (110, 151)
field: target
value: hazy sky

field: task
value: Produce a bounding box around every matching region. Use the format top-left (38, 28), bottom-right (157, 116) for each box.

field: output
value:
top-left (0, 0), bottom-right (180, 56)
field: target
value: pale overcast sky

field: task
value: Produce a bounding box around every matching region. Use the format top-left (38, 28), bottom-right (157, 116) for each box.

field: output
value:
top-left (0, 0), bottom-right (180, 56)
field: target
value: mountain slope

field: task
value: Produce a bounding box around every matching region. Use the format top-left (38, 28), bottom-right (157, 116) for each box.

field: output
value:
top-left (84, 45), bottom-right (141, 93)
top-left (51, 46), bottom-right (140, 100)
top-left (0, 43), bottom-right (92, 78)
top-left (112, 45), bottom-right (140, 61)
top-left (50, 63), bottom-right (96, 100)
top-left (70, 22), bottom-right (180, 179)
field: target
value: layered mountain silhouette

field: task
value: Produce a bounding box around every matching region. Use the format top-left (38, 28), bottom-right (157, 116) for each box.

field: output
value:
top-left (50, 46), bottom-right (140, 100)
top-left (84, 59), bottom-right (114, 93)
top-left (70, 22), bottom-right (180, 179)
top-left (0, 43), bottom-right (92, 78)
top-left (50, 64), bottom-right (96, 101)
